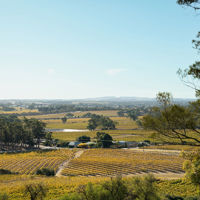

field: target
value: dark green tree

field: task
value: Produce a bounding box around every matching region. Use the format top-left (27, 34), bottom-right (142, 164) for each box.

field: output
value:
top-left (127, 110), bottom-right (137, 121)
top-left (77, 135), bottom-right (91, 143)
top-left (87, 114), bottom-right (116, 131)
top-left (117, 110), bottom-right (125, 117)
top-left (96, 132), bottom-right (113, 148)
top-left (61, 117), bottom-right (67, 124)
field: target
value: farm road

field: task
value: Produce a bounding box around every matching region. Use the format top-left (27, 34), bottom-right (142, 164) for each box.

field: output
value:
top-left (56, 150), bottom-right (84, 177)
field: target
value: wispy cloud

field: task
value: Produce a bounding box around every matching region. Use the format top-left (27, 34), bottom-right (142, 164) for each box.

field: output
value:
top-left (106, 68), bottom-right (127, 76)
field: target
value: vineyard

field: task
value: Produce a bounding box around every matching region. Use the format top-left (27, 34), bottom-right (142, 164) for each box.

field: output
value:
top-left (0, 149), bottom-right (75, 175)
top-left (61, 149), bottom-right (184, 176)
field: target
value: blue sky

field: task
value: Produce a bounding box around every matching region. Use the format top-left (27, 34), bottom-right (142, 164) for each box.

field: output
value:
top-left (0, 0), bottom-right (199, 99)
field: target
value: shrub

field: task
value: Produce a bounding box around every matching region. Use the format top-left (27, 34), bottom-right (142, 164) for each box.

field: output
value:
top-left (24, 183), bottom-right (47, 200)
top-left (0, 169), bottom-right (12, 175)
top-left (36, 168), bottom-right (55, 176)
top-left (57, 141), bottom-right (69, 147)
top-left (0, 193), bottom-right (8, 200)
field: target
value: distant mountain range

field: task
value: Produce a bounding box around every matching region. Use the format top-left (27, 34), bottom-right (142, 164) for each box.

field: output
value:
top-left (77, 96), bottom-right (195, 102)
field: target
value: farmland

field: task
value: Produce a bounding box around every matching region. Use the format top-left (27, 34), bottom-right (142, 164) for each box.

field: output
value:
top-left (0, 148), bottom-right (197, 200)
top-left (61, 149), bottom-right (184, 176)
top-left (0, 109), bottom-right (199, 199)
top-left (0, 149), bottom-right (76, 175)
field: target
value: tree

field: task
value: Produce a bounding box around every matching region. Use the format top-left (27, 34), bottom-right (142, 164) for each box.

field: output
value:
top-left (0, 116), bottom-right (47, 150)
top-left (61, 175), bottom-right (161, 200)
top-left (61, 117), bottom-right (67, 124)
top-left (102, 176), bottom-right (128, 200)
top-left (182, 150), bottom-right (200, 196)
top-left (127, 110), bottom-right (137, 121)
top-left (117, 110), bottom-right (125, 117)
top-left (66, 113), bottom-right (74, 118)
top-left (128, 174), bottom-right (161, 200)
top-left (142, 92), bottom-right (200, 145)
top-left (44, 132), bottom-right (53, 146)
top-left (24, 183), bottom-right (47, 200)
top-left (177, 0), bottom-right (200, 97)
top-left (177, 0), bottom-right (200, 10)
top-left (77, 135), bottom-right (90, 143)
top-left (87, 114), bottom-right (116, 131)
top-left (96, 132), bottom-right (113, 148)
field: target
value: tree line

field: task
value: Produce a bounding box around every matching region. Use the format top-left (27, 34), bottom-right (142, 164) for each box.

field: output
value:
top-left (38, 105), bottom-right (118, 114)
top-left (0, 115), bottom-right (47, 151)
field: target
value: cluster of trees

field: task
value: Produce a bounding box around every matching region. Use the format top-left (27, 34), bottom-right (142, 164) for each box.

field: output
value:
top-left (117, 107), bottom-right (150, 119)
top-left (38, 105), bottom-right (117, 114)
top-left (77, 135), bottom-right (91, 143)
top-left (96, 132), bottom-right (113, 148)
top-left (61, 113), bottom-right (75, 124)
top-left (87, 114), bottom-right (116, 131)
top-left (0, 115), bottom-right (47, 150)
top-left (77, 132), bottom-right (113, 148)
top-left (61, 174), bottom-right (198, 200)
top-left (0, 106), bottom-right (16, 111)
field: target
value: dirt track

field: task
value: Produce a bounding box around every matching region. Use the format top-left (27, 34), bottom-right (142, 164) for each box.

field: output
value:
top-left (56, 150), bottom-right (84, 177)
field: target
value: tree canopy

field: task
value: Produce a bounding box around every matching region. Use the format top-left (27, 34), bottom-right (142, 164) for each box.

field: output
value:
top-left (0, 115), bottom-right (47, 150)
top-left (87, 114), bottom-right (116, 131)
top-left (142, 92), bottom-right (200, 145)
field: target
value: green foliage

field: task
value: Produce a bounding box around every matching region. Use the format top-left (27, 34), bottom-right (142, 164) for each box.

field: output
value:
top-left (156, 92), bottom-right (172, 107)
top-left (182, 150), bottom-right (200, 195)
top-left (96, 132), bottom-right (113, 148)
top-left (56, 141), bottom-right (69, 147)
top-left (44, 132), bottom-right (53, 146)
top-left (0, 193), bottom-right (8, 200)
top-left (0, 169), bottom-right (12, 175)
top-left (128, 174), bottom-right (161, 200)
top-left (61, 117), bottom-right (67, 124)
top-left (24, 183), bottom-right (47, 200)
top-left (102, 176), bottom-right (128, 200)
top-left (77, 135), bottom-right (90, 143)
top-left (61, 175), bottom-right (161, 200)
top-left (36, 168), bottom-right (55, 176)
top-left (142, 92), bottom-right (200, 145)
top-left (117, 110), bottom-right (125, 117)
top-left (66, 113), bottom-right (74, 118)
top-left (0, 116), bottom-right (46, 150)
top-left (87, 114), bottom-right (116, 131)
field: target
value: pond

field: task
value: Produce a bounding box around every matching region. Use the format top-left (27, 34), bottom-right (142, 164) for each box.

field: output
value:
top-left (46, 129), bottom-right (88, 132)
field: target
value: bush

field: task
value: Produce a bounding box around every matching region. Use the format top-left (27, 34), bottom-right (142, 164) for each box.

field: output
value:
top-left (0, 193), bottom-right (8, 200)
top-left (57, 141), bottom-right (69, 147)
top-left (61, 175), bottom-right (161, 200)
top-left (36, 168), bottom-right (55, 176)
top-left (77, 135), bottom-right (90, 143)
top-left (0, 169), bottom-right (12, 175)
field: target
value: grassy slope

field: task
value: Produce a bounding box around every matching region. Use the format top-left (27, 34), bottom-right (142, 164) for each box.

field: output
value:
top-left (0, 175), bottom-right (197, 200)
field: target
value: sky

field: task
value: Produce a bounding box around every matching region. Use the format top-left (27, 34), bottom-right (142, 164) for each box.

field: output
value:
top-left (0, 0), bottom-right (199, 99)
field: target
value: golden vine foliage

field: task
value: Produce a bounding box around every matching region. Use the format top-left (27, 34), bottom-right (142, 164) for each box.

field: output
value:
top-left (62, 149), bottom-right (184, 176)
top-left (0, 149), bottom-right (76, 175)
